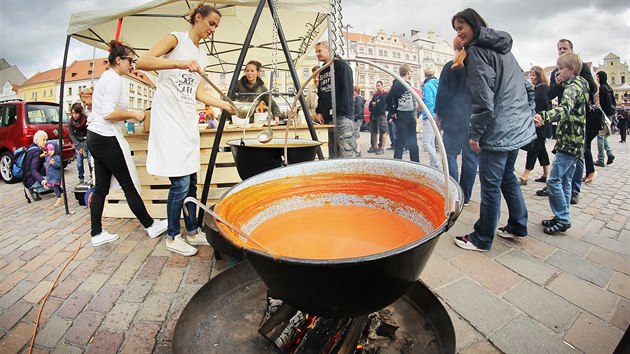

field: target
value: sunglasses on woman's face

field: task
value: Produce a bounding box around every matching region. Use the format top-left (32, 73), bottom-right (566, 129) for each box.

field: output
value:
top-left (120, 56), bottom-right (137, 64)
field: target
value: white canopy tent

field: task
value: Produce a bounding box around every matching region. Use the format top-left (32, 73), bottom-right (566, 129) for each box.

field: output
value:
top-left (67, 0), bottom-right (329, 74)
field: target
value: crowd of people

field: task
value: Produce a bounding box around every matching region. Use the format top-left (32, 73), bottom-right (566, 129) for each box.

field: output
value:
top-left (19, 4), bottom-right (628, 257)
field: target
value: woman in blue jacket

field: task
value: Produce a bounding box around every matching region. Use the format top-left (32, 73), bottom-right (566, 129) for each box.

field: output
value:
top-left (451, 8), bottom-right (536, 252)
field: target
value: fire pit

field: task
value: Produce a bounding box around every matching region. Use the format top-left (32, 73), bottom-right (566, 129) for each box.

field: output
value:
top-left (212, 158), bottom-right (463, 317)
top-left (173, 261), bottom-right (455, 353)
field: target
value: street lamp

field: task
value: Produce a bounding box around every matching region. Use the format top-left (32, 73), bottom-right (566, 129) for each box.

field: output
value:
top-left (345, 24), bottom-right (353, 57)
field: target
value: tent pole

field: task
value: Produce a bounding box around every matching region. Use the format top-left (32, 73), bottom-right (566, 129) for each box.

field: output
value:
top-left (267, 0), bottom-right (323, 160)
top-left (58, 35), bottom-right (71, 214)
top-left (197, 0), bottom-right (267, 225)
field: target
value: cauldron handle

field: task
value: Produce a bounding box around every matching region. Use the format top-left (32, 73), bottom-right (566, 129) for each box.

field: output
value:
top-left (345, 58), bottom-right (454, 218)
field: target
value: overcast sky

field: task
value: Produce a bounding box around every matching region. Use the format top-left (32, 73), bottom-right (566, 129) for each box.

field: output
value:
top-left (1, 0), bottom-right (628, 79)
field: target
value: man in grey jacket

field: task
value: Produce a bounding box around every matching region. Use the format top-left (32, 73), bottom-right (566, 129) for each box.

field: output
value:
top-left (451, 8), bottom-right (536, 252)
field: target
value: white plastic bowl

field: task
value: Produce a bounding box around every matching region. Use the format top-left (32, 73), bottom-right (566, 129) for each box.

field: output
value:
top-left (231, 115), bottom-right (248, 127)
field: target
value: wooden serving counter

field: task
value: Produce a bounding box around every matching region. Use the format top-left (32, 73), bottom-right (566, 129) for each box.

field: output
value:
top-left (103, 124), bottom-right (331, 219)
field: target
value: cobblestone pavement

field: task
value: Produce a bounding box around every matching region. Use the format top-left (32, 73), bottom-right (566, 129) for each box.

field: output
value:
top-left (0, 132), bottom-right (628, 353)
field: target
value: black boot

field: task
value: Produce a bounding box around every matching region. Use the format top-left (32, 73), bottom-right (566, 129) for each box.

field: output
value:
top-left (570, 192), bottom-right (579, 205)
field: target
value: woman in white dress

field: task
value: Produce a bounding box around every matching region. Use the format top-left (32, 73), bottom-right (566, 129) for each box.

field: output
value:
top-left (136, 3), bottom-right (235, 256)
top-left (87, 41), bottom-right (167, 247)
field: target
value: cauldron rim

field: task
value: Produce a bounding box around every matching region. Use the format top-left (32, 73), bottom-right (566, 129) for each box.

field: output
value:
top-left (215, 158), bottom-right (464, 265)
top-left (226, 137), bottom-right (323, 148)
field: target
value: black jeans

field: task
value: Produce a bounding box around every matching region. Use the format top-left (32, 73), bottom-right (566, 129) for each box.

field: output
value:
top-left (393, 111), bottom-right (419, 162)
top-left (618, 119), bottom-right (627, 142)
top-left (525, 137), bottom-right (550, 170)
top-left (87, 131), bottom-right (153, 236)
top-left (583, 130), bottom-right (598, 174)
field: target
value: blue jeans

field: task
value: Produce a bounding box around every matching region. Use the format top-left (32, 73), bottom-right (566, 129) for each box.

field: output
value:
top-left (571, 156), bottom-right (584, 194)
top-left (76, 147), bottom-right (92, 181)
top-left (596, 134), bottom-right (614, 163)
top-left (443, 130), bottom-right (478, 204)
top-left (167, 173), bottom-right (199, 239)
top-left (468, 149), bottom-right (528, 250)
top-left (547, 151), bottom-right (578, 224)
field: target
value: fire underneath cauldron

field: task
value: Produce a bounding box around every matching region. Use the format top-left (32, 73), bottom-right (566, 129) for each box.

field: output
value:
top-left (173, 262), bottom-right (456, 353)
top-left (212, 158), bottom-right (463, 318)
top-left (227, 138), bottom-right (322, 180)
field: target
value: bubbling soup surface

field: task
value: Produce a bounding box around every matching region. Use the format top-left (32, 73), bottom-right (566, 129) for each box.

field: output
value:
top-left (248, 205), bottom-right (427, 259)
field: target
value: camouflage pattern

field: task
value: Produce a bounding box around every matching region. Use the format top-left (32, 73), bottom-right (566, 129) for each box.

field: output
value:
top-left (542, 76), bottom-right (589, 157)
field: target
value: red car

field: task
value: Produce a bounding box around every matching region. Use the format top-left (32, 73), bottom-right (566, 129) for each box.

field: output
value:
top-left (0, 99), bottom-right (75, 183)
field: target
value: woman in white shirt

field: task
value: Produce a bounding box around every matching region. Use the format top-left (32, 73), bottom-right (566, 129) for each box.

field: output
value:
top-left (87, 41), bottom-right (167, 247)
top-left (136, 4), bottom-right (235, 257)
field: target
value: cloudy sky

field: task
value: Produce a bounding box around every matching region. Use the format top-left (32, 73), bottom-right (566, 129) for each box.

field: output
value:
top-left (1, 0), bottom-right (628, 79)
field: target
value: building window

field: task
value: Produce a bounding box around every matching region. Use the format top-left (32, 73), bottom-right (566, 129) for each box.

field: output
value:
top-left (622, 76), bottom-right (626, 84)
top-left (369, 76), bottom-right (374, 84)
top-left (611, 76), bottom-right (616, 84)
top-left (359, 46), bottom-right (364, 54)
top-left (68, 87), bottom-right (72, 96)
top-left (50, 89), bottom-right (53, 96)
top-left (378, 49), bottom-right (383, 56)
top-left (303, 67), bottom-right (309, 78)
top-left (43, 90), bottom-right (46, 97)
top-left (406, 53), bottom-right (410, 60)
top-left (413, 55), bottom-right (417, 60)
top-left (368, 48), bottom-right (373, 55)
top-left (359, 75), bottom-right (365, 84)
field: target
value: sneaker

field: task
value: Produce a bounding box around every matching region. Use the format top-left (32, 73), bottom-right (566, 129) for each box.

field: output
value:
top-left (541, 217), bottom-right (558, 227)
top-left (570, 192), bottom-right (579, 205)
top-left (29, 189), bottom-right (42, 201)
top-left (166, 235), bottom-right (198, 256)
top-left (454, 235), bottom-right (487, 252)
top-left (543, 222), bottom-right (571, 235)
top-left (186, 228), bottom-right (210, 246)
top-left (496, 226), bottom-right (526, 239)
top-left (367, 147), bottom-right (377, 153)
top-left (534, 176), bottom-right (547, 183)
top-left (145, 219), bottom-right (168, 238)
top-left (607, 155), bottom-right (615, 165)
top-left (375, 149), bottom-right (385, 155)
top-left (536, 187), bottom-right (548, 197)
top-left (92, 230), bottom-right (119, 247)
top-left (594, 161), bottom-right (605, 167)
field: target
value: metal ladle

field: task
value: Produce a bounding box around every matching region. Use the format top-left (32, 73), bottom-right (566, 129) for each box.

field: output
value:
top-left (183, 197), bottom-right (272, 253)
top-left (256, 92), bottom-right (275, 144)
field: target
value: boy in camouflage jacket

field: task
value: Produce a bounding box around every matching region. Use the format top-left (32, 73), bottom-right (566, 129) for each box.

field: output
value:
top-left (534, 52), bottom-right (588, 235)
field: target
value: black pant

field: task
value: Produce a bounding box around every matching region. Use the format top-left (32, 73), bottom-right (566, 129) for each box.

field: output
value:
top-left (525, 137), bottom-right (550, 170)
top-left (87, 131), bottom-right (153, 236)
top-left (619, 119), bottom-right (627, 142)
top-left (584, 130), bottom-right (598, 174)
top-left (393, 111), bottom-right (419, 162)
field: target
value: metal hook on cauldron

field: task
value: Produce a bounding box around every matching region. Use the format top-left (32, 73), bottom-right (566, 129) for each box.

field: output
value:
top-left (183, 197), bottom-right (272, 253)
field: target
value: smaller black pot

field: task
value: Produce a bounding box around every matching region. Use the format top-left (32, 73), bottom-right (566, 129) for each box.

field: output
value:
top-left (227, 138), bottom-right (322, 180)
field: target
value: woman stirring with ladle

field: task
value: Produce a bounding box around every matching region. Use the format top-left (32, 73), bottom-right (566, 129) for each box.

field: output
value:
top-left (136, 3), bottom-right (235, 257)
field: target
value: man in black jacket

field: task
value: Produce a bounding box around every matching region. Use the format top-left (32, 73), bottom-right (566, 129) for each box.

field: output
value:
top-left (368, 81), bottom-right (388, 154)
top-left (545, 39), bottom-right (597, 205)
top-left (314, 41), bottom-right (356, 158)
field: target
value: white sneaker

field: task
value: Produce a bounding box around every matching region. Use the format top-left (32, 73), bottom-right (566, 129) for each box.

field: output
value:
top-left (145, 219), bottom-right (168, 238)
top-left (166, 235), bottom-right (198, 256)
top-left (92, 230), bottom-right (119, 247)
top-left (186, 228), bottom-right (210, 246)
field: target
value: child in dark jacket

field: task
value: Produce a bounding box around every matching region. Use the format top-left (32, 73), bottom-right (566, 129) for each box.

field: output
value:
top-left (44, 141), bottom-right (64, 207)
top-left (535, 52), bottom-right (588, 235)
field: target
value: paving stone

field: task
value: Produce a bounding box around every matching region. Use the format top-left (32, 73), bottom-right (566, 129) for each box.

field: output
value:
top-left (543, 234), bottom-right (593, 257)
top-left (459, 340), bottom-right (501, 354)
top-left (485, 238), bottom-right (511, 258)
top-left (23, 281), bottom-right (54, 304)
top-left (0, 322), bottom-right (32, 353)
top-left (586, 247), bottom-right (630, 275)
top-left (165, 254), bottom-right (190, 268)
top-left (21, 255), bottom-right (50, 273)
top-left (490, 315), bottom-right (574, 354)
top-left (546, 250), bottom-right (614, 287)
top-left (119, 279), bottom-right (154, 303)
top-left (25, 265), bottom-right (56, 283)
top-left (56, 291), bottom-right (92, 319)
top-left (96, 252), bottom-right (127, 274)
top-left (0, 302), bottom-right (32, 331)
top-left (436, 278), bottom-right (518, 336)
top-left (0, 271), bottom-right (28, 295)
top-left (24, 346), bottom-right (51, 354)
top-left (78, 273), bottom-right (110, 293)
top-left (126, 244), bottom-right (154, 262)
top-left (84, 286), bottom-right (124, 314)
top-left (64, 312), bottom-right (104, 345)
top-left (68, 259), bottom-right (101, 281)
top-left (444, 305), bottom-right (483, 351)
top-left (108, 261), bottom-right (142, 286)
top-left (85, 331), bottom-right (124, 354)
top-left (547, 272), bottom-right (618, 320)
top-left (46, 252), bottom-right (74, 267)
top-left (0, 259), bottom-right (26, 275)
top-left (49, 278), bottom-right (81, 299)
top-left (183, 261), bottom-right (212, 285)
top-left (451, 251), bottom-right (523, 295)
top-left (119, 322), bottom-right (161, 354)
top-left (135, 293), bottom-right (173, 322)
top-left (136, 256), bottom-right (168, 279)
top-left (153, 267), bottom-right (185, 294)
top-left (608, 272), bottom-right (630, 299)
top-left (582, 233), bottom-right (629, 256)
top-left (24, 299), bottom-right (62, 325)
top-left (503, 281), bottom-right (580, 333)
top-left (419, 254), bottom-right (463, 290)
top-left (510, 235), bottom-right (556, 260)
top-left (564, 312), bottom-right (624, 354)
top-left (34, 316), bottom-right (71, 348)
top-left (51, 343), bottom-right (83, 354)
top-left (610, 298), bottom-right (629, 331)
top-left (102, 302), bottom-right (140, 331)
top-left (496, 250), bottom-right (559, 285)
top-left (0, 281), bottom-right (36, 309)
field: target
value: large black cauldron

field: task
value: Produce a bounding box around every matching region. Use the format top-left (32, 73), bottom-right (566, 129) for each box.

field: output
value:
top-left (213, 159), bottom-right (463, 318)
top-left (227, 138), bottom-right (322, 180)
